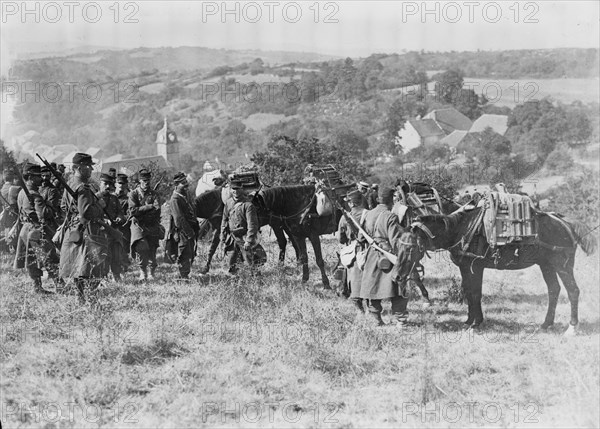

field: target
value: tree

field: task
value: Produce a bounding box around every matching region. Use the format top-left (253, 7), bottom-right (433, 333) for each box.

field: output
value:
top-left (251, 135), bottom-right (367, 185)
top-left (434, 69), bottom-right (464, 104)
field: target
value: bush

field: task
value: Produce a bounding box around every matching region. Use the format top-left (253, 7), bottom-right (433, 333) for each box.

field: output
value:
top-left (545, 147), bottom-right (575, 174)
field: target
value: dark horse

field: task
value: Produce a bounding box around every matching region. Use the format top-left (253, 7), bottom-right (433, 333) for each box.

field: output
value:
top-left (396, 206), bottom-right (597, 334)
top-left (193, 188), bottom-right (298, 274)
top-left (256, 185), bottom-right (343, 288)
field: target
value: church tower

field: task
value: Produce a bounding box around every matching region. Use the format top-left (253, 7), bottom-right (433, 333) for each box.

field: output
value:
top-left (156, 117), bottom-right (180, 170)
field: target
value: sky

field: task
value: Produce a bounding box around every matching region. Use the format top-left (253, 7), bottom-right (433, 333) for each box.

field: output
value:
top-left (1, 0), bottom-right (599, 72)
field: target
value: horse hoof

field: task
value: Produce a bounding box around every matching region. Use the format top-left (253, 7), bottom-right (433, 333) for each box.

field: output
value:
top-left (540, 322), bottom-right (553, 331)
top-left (563, 324), bottom-right (578, 337)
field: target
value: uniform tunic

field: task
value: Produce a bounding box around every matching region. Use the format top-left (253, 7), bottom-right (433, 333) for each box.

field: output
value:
top-left (169, 190), bottom-right (199, 277)
top-left (221, 195), bottom-right (260, 269)
top-left (338, 206), bottom-right (366, 298)
top-left (39, 182), bottom-right (62, 224)
top-left (59, 177), bottom-right (108, 279)
top-left (97, 190), bottom-right (125, 276)
top-left (14, 187), bottom-right (59, 277)
top-left (128, 187), bottom-right (161, 250)
top-left (358, 204), bottom-right (404, 299)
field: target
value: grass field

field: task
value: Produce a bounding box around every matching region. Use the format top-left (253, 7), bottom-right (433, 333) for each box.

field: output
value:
top-left (1, 232), bottom-right (598, 428)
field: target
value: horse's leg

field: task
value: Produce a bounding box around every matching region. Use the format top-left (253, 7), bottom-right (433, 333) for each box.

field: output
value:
top-left (308, 233), bottom-right (330, 289)
top-left (557, 267), bottom-right (580, 334)
top-left (201, 226), bottom-right (220, 274)
top-left (272, 226), bottom-right (287, 264)
top-left (410, 270), bottom-right (431, 304)
top-left (294, 236), bottom-right (309, 282)
top-left (458, 263), bottom-right (484, 328)
top-left (539, 264), bottom-right (561, 329)
top-left (458, 264), bottom-right (474, 327)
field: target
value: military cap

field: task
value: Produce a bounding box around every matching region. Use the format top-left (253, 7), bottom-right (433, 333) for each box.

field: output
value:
top-left (23, 163), bottom-right (42, 176)
top-left (50, 162), bottom-right (57, 170)
top-left (371, 183), bottom-right (379, 190)
top-left (378, 186), bottom-right (395, 204)
top-left (358, 181), bottom-right (369, 190)
top-left (345, 190), bottom-right (363, 205)
top-left (116, 173), bottom-right (129, 184)
top-left (57, 164), bottom-right (66, 171)
top-left (40, 165), bottom-right (51, 174)
top-left (139, 169), bottom-right (151, 180)
top-left (108, 168), bottom-right (117, 177)
top-left (99, 173), bottom-right (115, 183)
top-left (173, 172), bottom-right (187, 184)
top-left (72, 152), bottom-right (95, 165)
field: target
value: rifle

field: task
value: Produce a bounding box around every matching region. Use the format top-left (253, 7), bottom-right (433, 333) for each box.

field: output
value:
top-left (328, 192), bottom-right (397, 265)
top-left (0, 193), bottom-right (17, 216)
top-left (13, 166), bottom-right (39, 224)
top-left (153, 173), bottom-right (165, 191)
top-left (36, 153), bottom-right (123, 240)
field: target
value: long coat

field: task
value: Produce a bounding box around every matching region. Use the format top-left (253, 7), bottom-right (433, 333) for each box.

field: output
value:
top-left (338, 206), bottom-right (366, 299)
top-left (220, 197), bottom-right (259, 247)
top-left (59, 178), bottom-right (108, 279)
top-left (128, 187), bottom-right (161, 250)
top-left (14, 187), bottom-right (57, 271)
top-left (357, 204), bottom-right (405, 300)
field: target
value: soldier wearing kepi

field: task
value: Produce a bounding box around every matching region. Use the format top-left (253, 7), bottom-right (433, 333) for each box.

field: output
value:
top-left (129, 169), bottom-right (161, 280)
top-left (338, 189), bottom-right (367, 313)
top-left (13, 163), bottom-right (60, 294)
top-left (96, 173), bottom-right (125, 282)
top-left (169, 172), bottom-right (199, 279)
top-left (39, 165), bottom-right (63, 223)
top-left (357, 186), bottom-right (410, 327)
top-left (59, 153), bottom-right (108, 303)
top-left (115, 173), bottom-right (132, 263)
top-left (220, 178), bottom-right (260, 274)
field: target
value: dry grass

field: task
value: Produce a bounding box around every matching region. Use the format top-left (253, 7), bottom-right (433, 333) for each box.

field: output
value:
top-left (1, 233), bottom-right (598, 428)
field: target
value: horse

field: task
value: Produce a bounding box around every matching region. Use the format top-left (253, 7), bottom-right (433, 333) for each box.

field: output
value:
top-left (395, 205), bottom-right (597, 335)
top-left (255, 185), bottom-right (343, 288)
top-left (193, 188), bottom-right (298, 274)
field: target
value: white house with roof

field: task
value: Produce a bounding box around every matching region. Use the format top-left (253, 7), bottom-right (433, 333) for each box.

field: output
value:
top-left (397, 118), bottom-right (446, 152)
top-left (423, 108), bottom-right (472, 134)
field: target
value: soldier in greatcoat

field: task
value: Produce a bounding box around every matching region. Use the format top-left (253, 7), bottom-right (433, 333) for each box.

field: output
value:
top-left (168, 172), bottom-right (199, 279)
top-left (129, 169), bottom-right (161, 280)
top-left (13, 163), bottom-right (59, 293)
top-left (115, 173), bottom-right (132, 266)
top-left (357, 186), bottom-right (410, 327)
top-left (39, 165), bottom-right (63, 224)
top-left (220, 179), bottom-right (260, 274)
top-left (96, 173), bottom-right (126, 281)
top-left (1, 169), bottom-right (19, 252)
top-left (338, 190), bottom-right (367, 314)
top-left (59, 153), bottom-right (109, 303)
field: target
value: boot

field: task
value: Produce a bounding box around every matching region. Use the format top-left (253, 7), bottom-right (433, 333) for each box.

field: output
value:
top-left (367, 311), bottom-right (385, 327)
top-left (33, 277), bottom-right (52, 295)
top-left (148, 268), bottom-right (156, 280)
top-left (138, 268), bottom-right (147, 281)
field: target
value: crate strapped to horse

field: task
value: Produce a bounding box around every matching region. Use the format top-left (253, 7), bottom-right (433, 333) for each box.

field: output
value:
top-left (482, 191), bottom-right (537, 248)
top-left (303, 164), bottom-right (351, 217)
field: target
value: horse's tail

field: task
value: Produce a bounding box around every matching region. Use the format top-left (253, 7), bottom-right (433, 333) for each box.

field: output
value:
top-left (567, 219), bottom-right (598, 255)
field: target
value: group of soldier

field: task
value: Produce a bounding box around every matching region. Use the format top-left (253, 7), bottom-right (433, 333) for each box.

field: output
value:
top-left (337, 185), bottom-right (414, 328)
top-left (0, 152), bottom-right (268, 303)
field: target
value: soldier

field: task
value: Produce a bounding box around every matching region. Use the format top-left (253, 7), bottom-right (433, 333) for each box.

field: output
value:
top-left (369, 184), bottom-right (379, 209)
top-left (357, 186), bottom-right (410, 327)
top-left (1, 169), bottom-right (18, 252)
top-left (39, 166), bottom-right (63, 223)
top-left (13, 163), bottom-right (59, 294)
top-left (129, 169), bottom-right (161, 280)
top-left (2, 171), bottom-right (21, 251)
top-left (115, 173), bottom-right (132, 260)
top-left (97, 173), bottom-right (125, 281)
top-left (168, 172), bottom-right (199, 279)
top-left (108, 168), bottom-right (117, 179)
top-left (59, 153), bottom-right (109, 303)
top-left (338, 190), bottom-right (367, 312)
top-left (357, 181), bottom-right (372, 209)
top-left (220, 179), bottom-right (260, 274)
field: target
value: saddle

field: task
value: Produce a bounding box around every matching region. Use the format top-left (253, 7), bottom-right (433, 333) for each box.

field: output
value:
top-left (482, 191), bottom-right (537, 248)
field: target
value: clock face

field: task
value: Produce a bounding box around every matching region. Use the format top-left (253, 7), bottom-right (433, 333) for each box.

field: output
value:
top-left (168, 132), bottom-right (176, 142)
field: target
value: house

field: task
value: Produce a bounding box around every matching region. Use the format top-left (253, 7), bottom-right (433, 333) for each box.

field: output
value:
top-left (440, 130), bottom-right (469, 148)
top-left (470, 114), bottom-right (509, 135)
top-left (423, 108), bottom-right (472, 134)
top-left (397, 118), bottom-right (445, 152)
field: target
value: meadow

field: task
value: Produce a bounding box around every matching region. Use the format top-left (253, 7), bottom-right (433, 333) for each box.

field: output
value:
top-left (1, 231), bottom-right (598, 428)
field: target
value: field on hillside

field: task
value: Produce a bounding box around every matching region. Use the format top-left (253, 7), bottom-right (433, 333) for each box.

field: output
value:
top-left (1, 232), bottom-right (599, 428)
